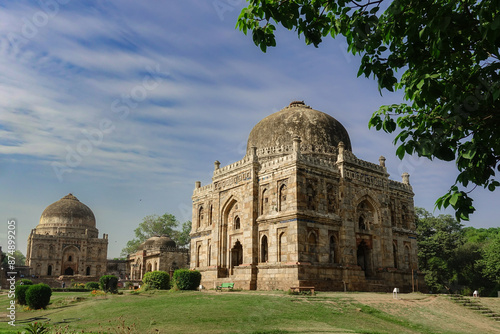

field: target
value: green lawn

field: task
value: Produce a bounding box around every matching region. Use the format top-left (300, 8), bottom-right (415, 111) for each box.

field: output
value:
top-left (1, 290), bottom-right (499, 334)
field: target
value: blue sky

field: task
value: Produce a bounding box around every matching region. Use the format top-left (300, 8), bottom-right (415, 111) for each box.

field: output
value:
top-left (0, 1), bottom-right (497, 259)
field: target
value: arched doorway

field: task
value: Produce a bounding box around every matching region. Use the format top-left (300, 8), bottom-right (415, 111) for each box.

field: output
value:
top-left (86, 266), bottom-right (91, 275)
top-left (329, 236), bottom-right (338, 263)
top-left (221, 197), bottom-right (239, 272)
top-left (47, 265), bottom-right (52, 276)
top-left (231, 240), bottom-right (243, 268)
top-left (62, 245), bottom-right (80, 276)
top-left (260, 236), bottom-right (268, 262)
top-left (307, 232), bottom-right (318, 262)
top-left (357, 240), bottom-right (372, 277)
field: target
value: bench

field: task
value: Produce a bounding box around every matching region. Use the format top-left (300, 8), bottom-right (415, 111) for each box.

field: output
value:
top-left (290, 286), bottom-right (315, 295)
top-left (216, 282), bottom-right (234, 291)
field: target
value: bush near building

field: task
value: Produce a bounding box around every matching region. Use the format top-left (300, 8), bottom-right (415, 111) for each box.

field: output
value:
top-left (16, 279), bottom-right (33, 286)
top-left (15, 285), bottom-right (31, 306)
top-left (25, 284), bottom-right (52, 309)
top-left (143, 271), bottom-right (170, 290)
top-left (172, 269), bottom-right (201, 290)
top-left (85, 282), bottom-right (100, 290)
top-left (99, 275), bottom-right (118, 293)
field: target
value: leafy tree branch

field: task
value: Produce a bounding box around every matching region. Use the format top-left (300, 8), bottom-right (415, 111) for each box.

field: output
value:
top-left (237, 0), bottom-right (500, 220)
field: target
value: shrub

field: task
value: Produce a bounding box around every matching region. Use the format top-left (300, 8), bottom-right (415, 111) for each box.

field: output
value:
top-left (143, 271), bottom-right (170, 290)
top-left (90, 289), bottom-right (107, 297)
top-left (99, 275), bottom-right (118, 293)
top-left (22, 321), bottom-right (50, 334)
top-left (172, 269), bottom-right (201, 290)
top-left (15, 285), bottom-right (31, 305)
top-left (71, 282), bottom-right (85, 289)
top-left (16, 279), bottom-right (33, 286)
top-left (25, 284), bottom-right (52, 309)
top-left (85, 282), bottom-right (100, 290)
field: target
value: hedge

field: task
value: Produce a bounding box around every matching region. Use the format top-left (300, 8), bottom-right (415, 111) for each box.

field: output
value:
top-left (16, 279), bottom-right (33, 286)
top-left (85, 282), bottom-right (100, 290)
top-left (172, 269), bottom-right (201, 290)
top-left (143, 271), bottom-right (170, 290)
top-left (25, 284), bottom-right (52, 309)
top-left (15, 285), bottom-right (31, 305)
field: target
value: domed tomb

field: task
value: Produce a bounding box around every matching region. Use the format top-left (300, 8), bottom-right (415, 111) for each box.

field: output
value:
top-left (247, 101), bottom-right (352, 156)
top-left (140, 235), bottom-right (177, 250)
top-left (26, 193), bottom-right (108, 278)
top-left (36, 193), bottom-right (98, 236)
top-left (155, 235), bottom-right (176, 249)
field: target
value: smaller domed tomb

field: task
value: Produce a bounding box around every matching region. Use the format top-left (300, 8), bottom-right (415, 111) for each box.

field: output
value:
top-left (127, 235), bottom-right (189, 280)
top-left (26, 194), bottom-right (108, 277)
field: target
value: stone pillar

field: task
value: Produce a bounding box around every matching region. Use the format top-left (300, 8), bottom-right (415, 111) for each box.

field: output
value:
top-left (214, 161), bottom-right (220, 170)
top-left (379, 156), bottom-right (386, 167)
top-left (402, 173), bottom-right (410, 185)
top-left (195, 181), bottom-right (201, 189)
top-left (293, 136), bottom-right (301, 156)
top-left (251, 146), bottom-right (258, 162)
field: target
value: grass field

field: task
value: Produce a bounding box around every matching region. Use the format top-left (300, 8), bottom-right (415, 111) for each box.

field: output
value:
top-left (1, 290), bottom-right (499, 334)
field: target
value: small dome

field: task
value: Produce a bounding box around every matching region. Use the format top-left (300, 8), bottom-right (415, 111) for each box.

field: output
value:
top-left (247, 101), bottom-right (352, 154)
top-left (155, 235), bottom-right (176, 248)
top-left (39, 194), bottom-right (96, 228)
top-left (140, 235), bottom-right (177, 250)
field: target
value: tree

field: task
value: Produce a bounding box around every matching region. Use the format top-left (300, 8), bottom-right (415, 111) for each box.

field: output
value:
top-left (173, 220), bottom-right (192, 249)
top-left (1, 250), bottom-right (26, 266)
top-left (416, 208), bottom-right (464, 292)
top-left (121, 213), bottom-right (191, 256)
top-left (480, 233), bottom-right (500, 285)
top-left (416, 208), bottom-right (499, 294)
top-left (237, 0), bottom-right (500, 221)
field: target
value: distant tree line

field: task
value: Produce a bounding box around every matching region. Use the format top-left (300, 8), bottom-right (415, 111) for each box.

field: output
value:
top-left (416, 208), bottom-right (500, 296)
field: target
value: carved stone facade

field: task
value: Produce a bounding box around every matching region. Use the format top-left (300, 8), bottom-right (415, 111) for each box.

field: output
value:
top-left (26, 194), bottom-right (108, 278)
top-left (127, 235), bottom-right (189, 280)
top-left (191, 101), bottom-right (421, 292)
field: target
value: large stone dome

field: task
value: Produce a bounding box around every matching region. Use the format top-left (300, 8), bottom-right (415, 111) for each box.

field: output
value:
top-left (247, 101), bottom-right (352, 153)
top-left (39, 193), bottom-right (96, 228)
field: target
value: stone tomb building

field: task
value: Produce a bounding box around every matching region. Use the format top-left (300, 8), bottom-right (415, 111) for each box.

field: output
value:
top-left (26, 194), bottom-right (108, 278)
top-left (127, 235), bottom-right (189, 280)
top-left (191, 101), bottom-right (420, 292)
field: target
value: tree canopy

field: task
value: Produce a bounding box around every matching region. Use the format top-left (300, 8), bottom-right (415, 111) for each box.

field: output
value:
top-left (237, 0), bottom-right (500, 221)
top-left (416, 208), bottom-right (500, 295)
top-left (120, 213), bottom-right (191, 256)
top-left (1, 250), bottom-right (25, 267)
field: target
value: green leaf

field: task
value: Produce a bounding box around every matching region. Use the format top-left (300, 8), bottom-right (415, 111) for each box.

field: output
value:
top-left (396, 145), bottom-right (406, 159)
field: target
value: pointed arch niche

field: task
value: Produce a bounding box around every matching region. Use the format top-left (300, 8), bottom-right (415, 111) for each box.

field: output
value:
top-left (355, 194), bottom-right (380, 232)
top-left (221, 197), bottom-right (239, 269)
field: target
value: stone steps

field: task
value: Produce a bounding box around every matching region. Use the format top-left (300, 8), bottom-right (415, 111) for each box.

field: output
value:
top-left (449, 294), bottom-right (500, 321)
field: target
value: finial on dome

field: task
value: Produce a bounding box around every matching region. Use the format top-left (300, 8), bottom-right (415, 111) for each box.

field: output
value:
top-left (63, 193), bottom-right (79, 201)
top-left (289, 100), bottom-right (305, 107)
